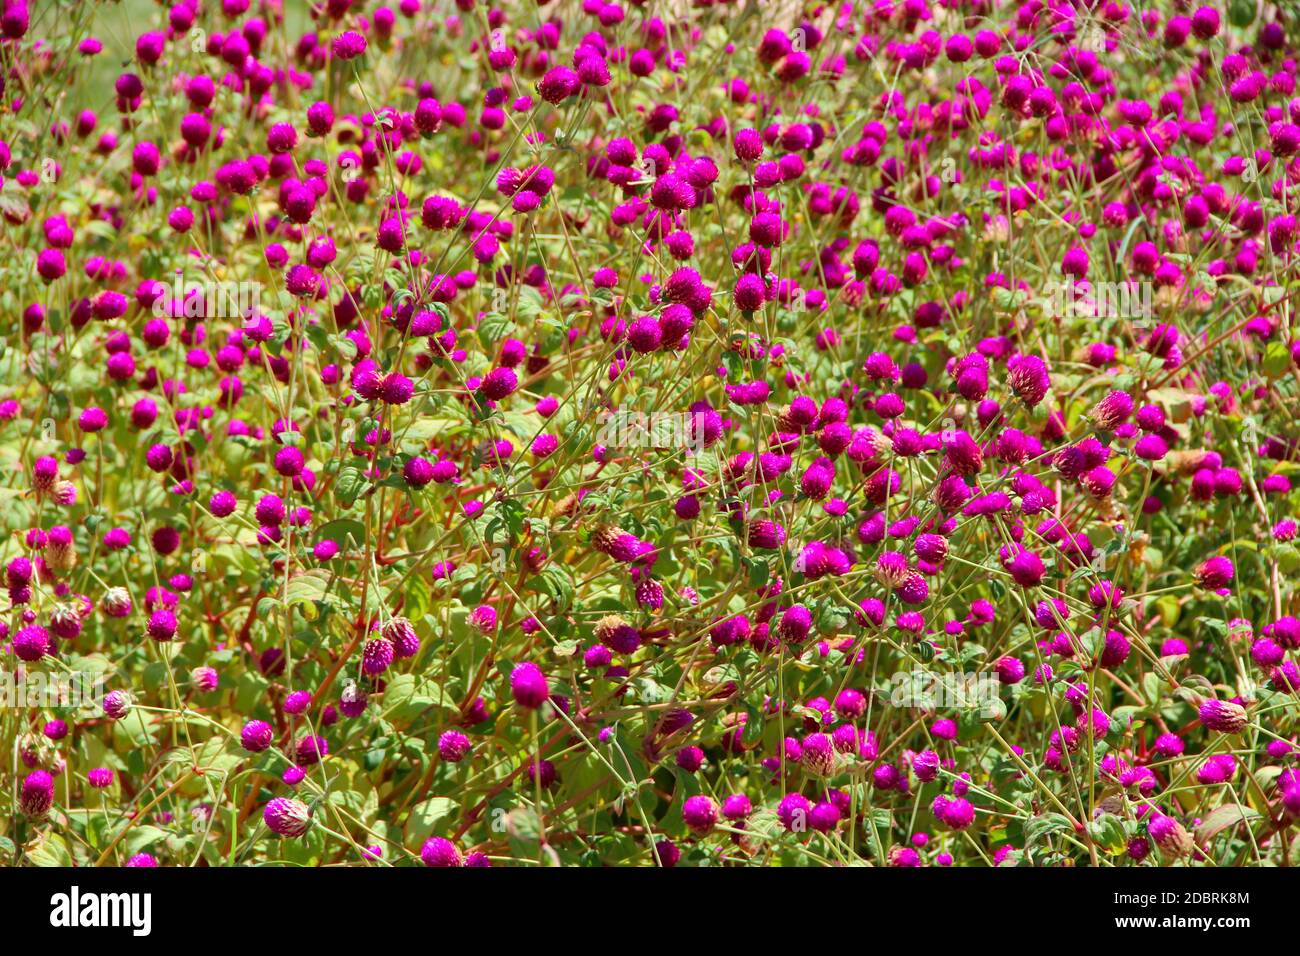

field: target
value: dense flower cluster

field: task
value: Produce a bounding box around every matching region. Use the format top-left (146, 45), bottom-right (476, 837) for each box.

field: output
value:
top-left (1, 0), bottom-right (1299, 867)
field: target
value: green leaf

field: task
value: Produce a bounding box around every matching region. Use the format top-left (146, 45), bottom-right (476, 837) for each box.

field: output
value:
top-left (1194, 805), bottom-right (1259, 847)
top-left (283, 570), bottom-right (336, 607)
top-left (1262, 341), bottom-right (1292, 380)
top-left (1024, 812), bottom-right (1074, 848)
top-left (193, 735), bottom-right (243, 775)
top-left (382, 674), bottom-right (452, 726)
top-left (1087, 813), bottom-right (1127, 853)
top-left (124, 825), bottom-right (171, 856)
top-left (478, 312), bottom-right (512, 347)
top-left (1229, 0), bottom-right (1256, 28)
top-left (335, 466), bottom-right (369, 507)
top-left (27, 832), bottom-right (72, 867)
top-left (536, 565), bottom-right (575, 612)
top-left (504, 807), bottom-right (546, 860)
top-left (404, 797), bottom-right (460, 848)
top-left (1143, 671), bottom-right (1166, 707)
top-left (236, 671), bottom-right (270, 714)
top-left (315, 519), bottom-right (366, 549)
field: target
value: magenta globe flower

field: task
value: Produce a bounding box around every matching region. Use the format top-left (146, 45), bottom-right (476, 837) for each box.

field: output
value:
top-left (263, 798), bottom-right (311, 837)
top-left (420, 837), bottom-right (463, 867)
top-left (510, 662), bottom-right (549, 710)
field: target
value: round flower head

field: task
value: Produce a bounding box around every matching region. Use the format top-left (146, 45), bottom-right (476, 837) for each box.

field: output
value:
top-left (777, 793), bottom-right (812, 832)
top-left (722, 794), bottom-right (752, 821)
top-left (538, 66), bottom-right (580, 104)
top-left (1007, 550), bottom-right (1044, 587)
top-left (1006, 356), bottom-right (1051, 406)
top-left (147, 609), bottom-right (178, 641)
top-left (438, 730), bottom-right (471, 762)
top-left (470, 604), bottom-right (497, 632)
top-left (20, 770), bottom-right (54, 818)
top-left (420, 837), bottom-right (463, 867)
top-left (734, 128), bottom-right (764, 162)
top-left (13, 625), bottom-right (50, 661)
top-left (682, 795), bottom-right (719, 833)
top-left (1195, 556), bottom-right (1234, 590)
top-left (263, 797), bottom-right (311, 837)
top-left (295, 734), bottom-right (328, 765)
top-left (382, 617), bottom-right (421, 658)
top-left (332, 30), bottom-right (367, 60)
top-left (103, 690), bottom-right (132, 720)
top-left (273, 446), bottom-right (304, 477)
top-left (241, 720), bottom-right (274, 752)
top-left (510, 662), bottom-right (549, 709)
top-left (933, 796), bottom-right (976, 830)
top-left (1199, 698), bottom-right (1247, 734)
top-left (1148, 814), bottom-right (1192, 858)
top-left (362, 637), bottom-right (396, 675)
top-left (655, 839), bottom-right (681, 867)
top-left (479, 367), bottom-right (518, 401)
top-left (87, 767), bottom-right (114, 788)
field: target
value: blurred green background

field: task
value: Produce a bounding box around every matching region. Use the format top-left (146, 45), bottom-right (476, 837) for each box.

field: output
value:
top-left (31, 0), bottom-right (315, 115)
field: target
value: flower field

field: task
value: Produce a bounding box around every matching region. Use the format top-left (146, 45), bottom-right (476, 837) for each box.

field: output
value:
top-left (1, 0), bottom-right (1299, 869)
